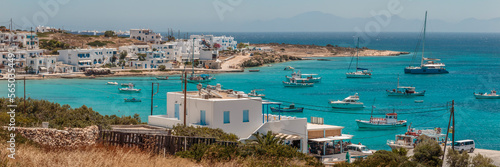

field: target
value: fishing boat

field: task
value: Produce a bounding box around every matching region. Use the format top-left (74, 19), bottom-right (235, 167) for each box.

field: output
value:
top-left (121, 83), bottom-right (134, 87)
top-left (156, 76), bottom-right (169, 80)
top-left (387, 125), bottom-right (447, 150)
top-left (107, 82), bottom-right (118, 85)
top-left (284, 66), bottom-right (295, 71)
top-left (282, 80), bottom-right (314, 87)
top-left (329, 93), bottom-right (365, 109)
top-left (185, 74), bottom-right (216, 83)
top-left (405, 12), bottom-right (449, 74)
top-left (249, 69), bottom-right (260, 72)
top-left (346, 37), bottom-right (372, 78)
top-left (119, 84), bottom-right (141, 93)
top-left (415, 100), bottom-right (424, 103)
top-left (270, 104), bottom-right (304, 112)
top-left (285, 70), bottom-right (322, 83)
top-left (356, 113), bottom-right (407, 129)
top-left (248, 89), bottom-right (265, 97)
top-left (386, 75), bottom-right (425, 96)
top-left (474, 90), bottom-right (500, 99)
top-left (124, 98), bottom-right (141, 102)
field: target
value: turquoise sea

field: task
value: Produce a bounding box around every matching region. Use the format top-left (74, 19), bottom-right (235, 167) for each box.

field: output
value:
top-left (1, 32), bottom-right (500, 150)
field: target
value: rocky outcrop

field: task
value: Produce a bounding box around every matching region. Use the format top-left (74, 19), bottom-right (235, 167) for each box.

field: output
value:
top-left (12, 126), bottom-right (99, 147)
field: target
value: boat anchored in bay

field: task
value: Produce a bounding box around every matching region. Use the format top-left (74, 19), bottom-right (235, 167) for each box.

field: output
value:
top-left (474, 90), bottom-right (500, 99)
top-left (286, 70), bottom-right (322, 83)
top-left (346, 37), bottom-right (372, 78)
top-left (386, 75), bottom-right (425, 96)
top-left (329, 93), bottom-right (365, 109)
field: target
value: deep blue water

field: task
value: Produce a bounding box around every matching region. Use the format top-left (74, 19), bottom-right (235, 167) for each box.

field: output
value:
top-left (2, 32), bottom-right (500, 150)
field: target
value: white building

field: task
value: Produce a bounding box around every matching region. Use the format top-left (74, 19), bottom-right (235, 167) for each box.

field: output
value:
top-left (57, 48), bottom-right (117, 72)
top-left (35, 26), bottom-right (57, 33)
top-left (152, 42), bottom-right (179, 61)
top-left (129, 51), bottom-right (173, 69)
top-left (26, 55), bottom-right (58, 74)
top-left (0, 32), bottom-right (39, 49)
top-left (0, 49), bottom-right (44, 68)
top-left (189, 35), bottom-right (237, 51)
top-left (130, 29), bottom-right (162, 44)
top-left (149, 85), bottom-right (338, 153)
top-left (118, 44), bottom-right (150, 55)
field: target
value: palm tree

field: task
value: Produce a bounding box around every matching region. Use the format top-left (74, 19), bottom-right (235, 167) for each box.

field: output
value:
top-left (252, 131), bottom-right (283, 147)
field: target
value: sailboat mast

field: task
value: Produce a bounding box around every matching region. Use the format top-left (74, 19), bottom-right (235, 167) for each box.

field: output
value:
top-left (356, 37), bottom-right (359, 72)
top-left (192, 38), bottom-right (195, 76)
top-left (397, 75), bottom-right (400, 88)
top-left (421, 11), bottom-right (427, 66)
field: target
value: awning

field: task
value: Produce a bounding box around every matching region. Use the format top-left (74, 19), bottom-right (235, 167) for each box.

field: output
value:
top-left (39, 67), bottom-right (47, 70)
top-left (78, 60), bottom-right (92, 63)
top-left (275, 133), bottom-right (302, 140)
top-left (309, 134), bottom-right (353, 142)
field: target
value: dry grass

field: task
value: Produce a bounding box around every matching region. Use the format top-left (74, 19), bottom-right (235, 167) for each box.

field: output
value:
top-left (0, 142), bottom-right (202, 167)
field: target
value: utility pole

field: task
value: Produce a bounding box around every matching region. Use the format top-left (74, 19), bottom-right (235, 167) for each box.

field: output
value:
top-left (30, 27), bottom-right (33, 50)
top-left (442, 100), bottom-right (454, 165)
top-left (150, 82), bottom-right (159, 115)
top-left (24, 77), bottom-right (26, 112)
top-left (183, 71), bottom-right (187, 126)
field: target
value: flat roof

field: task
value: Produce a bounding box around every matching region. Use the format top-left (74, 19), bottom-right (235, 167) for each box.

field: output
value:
top-left (173, 91), bottom-right (262, 100)
top-left (307, 123), bottom-right (344, 130)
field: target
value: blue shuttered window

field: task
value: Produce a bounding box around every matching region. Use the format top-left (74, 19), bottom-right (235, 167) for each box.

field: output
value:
top-left (243, 110), bottom-right (249, 122)
top-left (223, 111), bottom-right (230, 124)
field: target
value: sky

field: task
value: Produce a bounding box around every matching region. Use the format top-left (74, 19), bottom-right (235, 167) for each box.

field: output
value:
top-left (1, 0), bottom-right (499, 32)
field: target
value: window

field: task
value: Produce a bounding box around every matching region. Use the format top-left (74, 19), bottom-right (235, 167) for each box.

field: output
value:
top-left (174, 104), bottom-right (180, 119)
top-left (243, 110), bottom-right (249, 122)
top-left (223, 111), bottom-right (230, 124)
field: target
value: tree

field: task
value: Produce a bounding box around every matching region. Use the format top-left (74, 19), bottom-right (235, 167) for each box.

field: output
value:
top-left (412, 135), bottom-right (443, 166)
top-left (119, 51), bottom-right (127, 60)
top-left (104, 30), bottom-right (115, 37)
top-left (137, 53), bottom-right (146, 61)
top-left (251, 131), bottom-right (283, 147)
top-left (471, 153), bottom-right (495, 167)
top-left (158, 65), bottom-right (166, 71)
top-left (237, 43), bottom-right (247, 49)
top-left (447, 148), bottom-right (496, 167)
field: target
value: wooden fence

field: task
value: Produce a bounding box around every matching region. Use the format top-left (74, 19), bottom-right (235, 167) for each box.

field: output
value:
top-left (98, 130), bottom-right (238, 155)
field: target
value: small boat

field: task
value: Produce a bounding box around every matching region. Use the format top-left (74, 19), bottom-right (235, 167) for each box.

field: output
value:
top-left (414, 100), bottom-right (424, 103)
top-left (346, 38), bottom-right (372, 78)
top-left (285, 71), bottom-right (321, 83)
top-left (249, 69), bottom-right (260, 72)
top-left (248, 89), bottom-right (265, 97)
top-left (107, 82), bottom-right (118, 85)
top-left (356, 113), bottom-right (407, 129)
top-left (121, 83), bottom-right (134, 87)
top-left (119, 84), bottom-right (141, 93)
top-left (156, 76), bottom-right (169, 80)
top-left (282, 81), bottom-right (314, 87)
top-left (387, 124), bottom-right (447, 150)
top-left (386, 75), bottom-right (425, 96)
top-left (270, 104), bottom-right (303, 112)
top-left (124, 98), bottom-right (141, 102)
top-left (284, 66), bottom-right (295, 71)
top-left (329, 93), bottom-right (365, 109)
top-left (405, 12), bottom-right (449, 74)
top-left (474, 90), bottom-right (500, 99)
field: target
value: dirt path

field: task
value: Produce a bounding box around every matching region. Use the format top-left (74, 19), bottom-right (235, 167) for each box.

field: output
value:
top-left (221, 53), bottom-right (251, 70)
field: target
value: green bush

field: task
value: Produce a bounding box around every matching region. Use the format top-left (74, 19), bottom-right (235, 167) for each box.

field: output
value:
top-left (412, 135), bottom-right (443, 166)
top-left (87, 40), bottom-right (114, 47)
top-left (172, 125), bottom-right (238, 142)
top-left (39, 39), bottom-right (71, 52)
top-left (0, 98), bottom-right (141, 129)
top-left (158, 65), bottom-right (166, 71)
top-left (104, 30), bottom-right (115, 37)
top-left (447, 148), bottom-right (496, 167)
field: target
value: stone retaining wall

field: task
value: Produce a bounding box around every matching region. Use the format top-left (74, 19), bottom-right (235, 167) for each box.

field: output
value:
top-left (12, 126), bottom-right (99, 147)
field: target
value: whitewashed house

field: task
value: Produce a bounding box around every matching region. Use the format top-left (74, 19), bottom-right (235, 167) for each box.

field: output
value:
top-left (129, 51), bottom-right (172, 69)
top-left (0, 32), bottom-right (39, 49)
top-left (57, 48), bottom-right (117, 72)
top-left (35, 26), bottom-right (57, 33)
top-left (26, 55), bottom-right (58, 74)
top-left (0, 49), bottom-right (44, 68)
top-left (152, 42), bottom-right (178, 61)
top-left (130, 29), bottom-right (162, 44)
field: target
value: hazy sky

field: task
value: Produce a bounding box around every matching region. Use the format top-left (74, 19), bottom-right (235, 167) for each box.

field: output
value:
top-left (1, 0), bottom-right (499, 31)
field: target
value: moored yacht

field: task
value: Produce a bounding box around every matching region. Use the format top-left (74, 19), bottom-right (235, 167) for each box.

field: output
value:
top-left (474, 90), bottom-right (500, 99)
top-left (386, 75), bottom-right (425, 96)
top-left (285, 70), bottom-right (322, 83)
top-left (356, 113), bottom-right (407, 129)
top-left (405, 11), bottom-right (449, 74)
top-left (119, 84), bottom-right (141, 93)
top-left (329, 93), bottom-right (365, 109)
top-left (346, 37), bottom-right (372, 78)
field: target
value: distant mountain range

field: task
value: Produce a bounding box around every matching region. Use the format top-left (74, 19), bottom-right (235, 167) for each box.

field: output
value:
top-left (202, 11), bottom-right (500, 32)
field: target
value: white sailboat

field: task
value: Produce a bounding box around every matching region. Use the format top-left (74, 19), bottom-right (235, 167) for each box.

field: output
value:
top-left (346, 37), bottom-right (372, 78)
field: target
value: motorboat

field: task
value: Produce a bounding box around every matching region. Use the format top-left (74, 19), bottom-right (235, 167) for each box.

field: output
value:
top-left (346, 37), bottom-right (372, 78)
top-left (474, 90), bottom-right (500, 99)
top-left (249, 69), bottom-right (260, 72)
top-left (119, 84), bottom-right (141, 93)
top-left (270, 104), bottom-right (304, 112)
top-left (284, 66), bottom-right (295, 71)
top-left (386, 75), bottom-right (425, 96)
top-left (405, 12), bottom-right (449, 74)
top-left (248, 89), bottom-right (265, 97)
top-left (329, 93), bottom-right (365, 109)
top-left (415, 100), bottom-right (424, 103)
top-left (121, 83), bottom-right (134, 87)
top-left (124, 98), bottom-right (141, 102)
top-left (107, 82), bottom-right (118, 85)
top-left (185, 74), bottom-right (215, 83)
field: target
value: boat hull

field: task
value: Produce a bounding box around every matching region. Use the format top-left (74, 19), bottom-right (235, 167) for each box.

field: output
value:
top-left (124, 99), bottom-right (141, 102)
top-left (330, 103), bottom-right (364, 109)
top-left (285, 77), bottom-right (321, 83)
top-left (282, 82), bottom-right (314, 87)
top-left (356, 120), bottom-right (407, 129)
top-left (387, 143), bottom-right (414, 150)
top-left (386, 91), bottom-right (425, 96)
top-left (346, 73), bottom-right (371, 78)
top-left (270, 107), bottom-right (303, 112)
top-left (474, 94), bottom-right (500, 99)
top-left (404, 67), bottom-right (448, 74)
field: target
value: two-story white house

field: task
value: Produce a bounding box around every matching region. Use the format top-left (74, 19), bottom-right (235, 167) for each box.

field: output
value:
top-left (26, 55), bottom-right (58, 74)
top-left (57, 48), bottom-right (117, 72)
top-left (0, 49), bottom-right (44, 68)
top-left (0, 32), bottom-right (39, 49)
top-left (130, 29), bottom-right (162, 44)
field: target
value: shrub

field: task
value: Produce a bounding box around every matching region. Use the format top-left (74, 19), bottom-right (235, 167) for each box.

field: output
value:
top-left (104, 30), bottom-right (115, 37)
top-left (446, 148), bottom-right (496, 167)
top-left (412, 135), bottom-right (443, 166)
top-left (158, 65), bottom-right (166, 71)
top-left (172, 125), bottom-right (238, 142)
top-left (87, 40), bottom-right (114, 47)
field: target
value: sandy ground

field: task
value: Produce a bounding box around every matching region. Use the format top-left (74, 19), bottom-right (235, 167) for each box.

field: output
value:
top-left (220, 53), bottom-right (251, 70)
